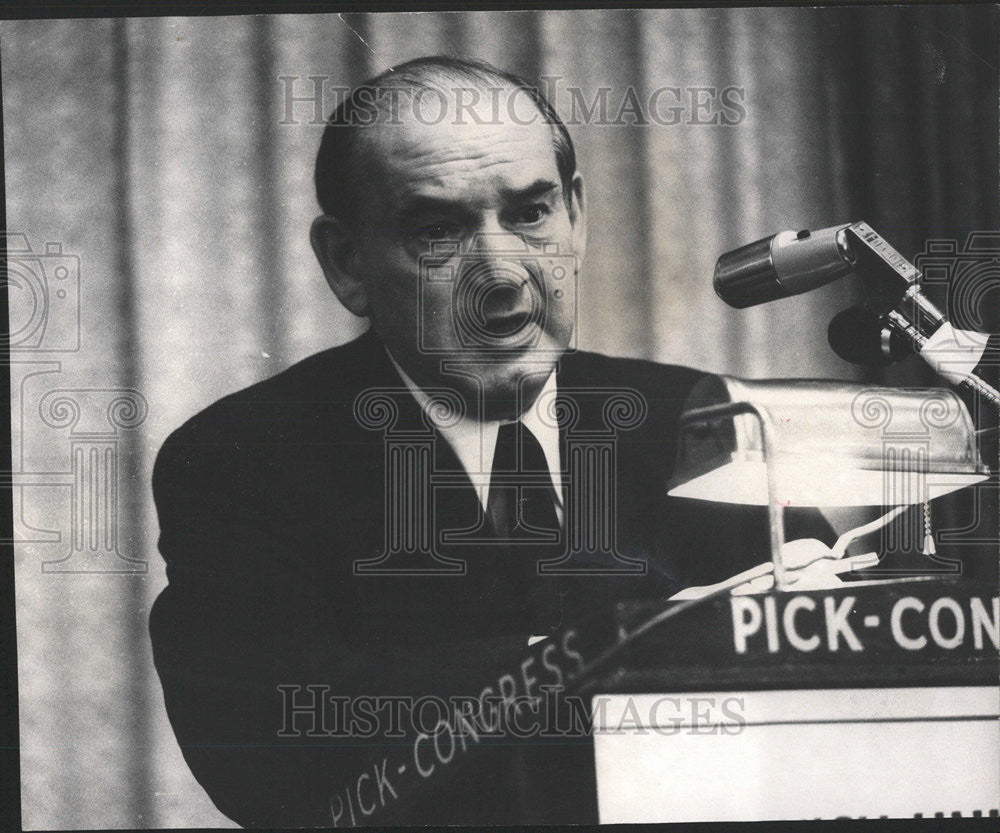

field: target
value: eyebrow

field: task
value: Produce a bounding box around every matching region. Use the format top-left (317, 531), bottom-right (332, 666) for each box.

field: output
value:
top-left (395, 178), bottom-right (562, 220)
top-left (499, 178), bottom-right (561, 202)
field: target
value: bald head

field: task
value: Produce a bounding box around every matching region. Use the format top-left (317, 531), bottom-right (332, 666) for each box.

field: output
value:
top-left (314, 56), bottom-right (577, 225)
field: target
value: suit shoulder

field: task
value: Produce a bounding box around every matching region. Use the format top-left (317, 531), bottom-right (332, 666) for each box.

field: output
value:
top-left (167, 336), bottom-right (371, 436)
top-left (561, 350), bottom-right (707, 411)
top-left (153, 335), bottom-right (372, 486)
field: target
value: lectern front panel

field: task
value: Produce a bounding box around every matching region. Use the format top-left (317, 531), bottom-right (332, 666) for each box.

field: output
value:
top-left (593, 686), bottom-right (999, 822)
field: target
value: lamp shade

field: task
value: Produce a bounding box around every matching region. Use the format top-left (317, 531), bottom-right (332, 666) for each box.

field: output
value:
top-left (667, 376), bottom-right (989, 507)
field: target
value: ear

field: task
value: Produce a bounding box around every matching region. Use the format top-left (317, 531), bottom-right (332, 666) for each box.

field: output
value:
top-left (310, 214), bottom-right (370, 317)
top-left (567, 171), bottom-right (587, 265)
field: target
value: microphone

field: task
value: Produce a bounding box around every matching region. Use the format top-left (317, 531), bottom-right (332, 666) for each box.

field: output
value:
top-left (828, 305), bottom-right (913, 366)
top-left (829, 303), bottom-right (998, 408)
top-left (714, 224), bottom-right (854, 309)
top-left (716, 220), bottom-right (1000, 408)
top-left (830, 299), bottom-right (994, 373)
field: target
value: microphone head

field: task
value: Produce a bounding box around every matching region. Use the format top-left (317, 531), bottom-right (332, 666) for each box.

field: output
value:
top-left (828, 305), bottom-right (912, 366)
top-left (715, 225), bottom-right (855, 309)
top-left (714, 234), bottom-right (786, 309)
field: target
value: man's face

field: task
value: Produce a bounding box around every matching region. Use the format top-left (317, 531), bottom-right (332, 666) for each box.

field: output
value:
top-left (343, 88), bottom-right (586, 421)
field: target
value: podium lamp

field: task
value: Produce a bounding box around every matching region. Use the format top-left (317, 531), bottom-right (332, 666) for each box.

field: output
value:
top-left (667, 375), bottom-right (989, 589)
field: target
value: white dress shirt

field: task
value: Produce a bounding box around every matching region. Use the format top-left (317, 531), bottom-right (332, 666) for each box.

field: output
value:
top-left (386, 350), bottom-right (564, 523)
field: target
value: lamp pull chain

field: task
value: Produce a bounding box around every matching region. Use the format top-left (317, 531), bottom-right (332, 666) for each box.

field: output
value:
top-left (922, 500), bottom-right (936, 557)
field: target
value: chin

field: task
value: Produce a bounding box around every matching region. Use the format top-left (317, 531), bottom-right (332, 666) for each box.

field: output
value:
top-left (478, 356), bottom-right (558, 421)
top-left (424, 329), bottom-right (569, 420)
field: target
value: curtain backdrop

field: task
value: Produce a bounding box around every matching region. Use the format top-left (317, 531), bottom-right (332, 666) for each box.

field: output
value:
top-left (4, 7), bottom-right (997, 828)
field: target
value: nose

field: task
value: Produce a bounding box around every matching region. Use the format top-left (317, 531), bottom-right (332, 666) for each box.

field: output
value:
top-left (462, 217), bottom-right (534, 281)
top-left (460, 223), bottom-right (532, 292)
top-left (463, 220), bottom-right (526, 260)
top-left (454, 223), bottom-right (540, 342)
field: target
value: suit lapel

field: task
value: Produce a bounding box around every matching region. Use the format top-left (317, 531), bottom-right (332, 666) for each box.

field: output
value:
top-left (356, 329), bottom-right (492, 556)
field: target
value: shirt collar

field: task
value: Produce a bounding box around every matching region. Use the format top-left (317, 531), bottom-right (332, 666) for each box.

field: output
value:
top-left (384, 349), bottom-right (562, 512)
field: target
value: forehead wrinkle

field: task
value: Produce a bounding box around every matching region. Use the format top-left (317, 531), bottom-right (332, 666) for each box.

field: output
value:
top-left (392, 128), bottom-right (541, 164)
top-left (356, 110), bottom-right (561, 216)
top-left (399, 152), bottom-right (541, 183)
top-left (371, 101), bottom-right (552, 154)
top-left (384, 145), bottom-right (556, 202)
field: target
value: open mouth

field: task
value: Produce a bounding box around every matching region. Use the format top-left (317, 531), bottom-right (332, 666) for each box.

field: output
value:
top-left (480, 309), bottom-right (533, 337)
top-left (454, 263), bottom-right (546, 345)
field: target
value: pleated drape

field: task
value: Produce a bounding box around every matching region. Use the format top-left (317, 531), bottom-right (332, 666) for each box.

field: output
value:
top-left (3, 7), bottom-right (996, 828)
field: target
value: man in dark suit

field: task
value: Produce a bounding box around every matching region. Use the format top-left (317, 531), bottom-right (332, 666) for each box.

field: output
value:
top-left (149, 56), bottom-right (773, 827)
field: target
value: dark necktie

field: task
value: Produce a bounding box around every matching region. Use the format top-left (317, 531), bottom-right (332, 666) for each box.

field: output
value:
top-left (486, 420), bottom-right (560, 541)
top-left (486, 421), bottom-right (563, 632)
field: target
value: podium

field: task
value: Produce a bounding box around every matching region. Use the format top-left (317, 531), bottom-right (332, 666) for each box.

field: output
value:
top-left (576, 579), bottom-right (999, 822)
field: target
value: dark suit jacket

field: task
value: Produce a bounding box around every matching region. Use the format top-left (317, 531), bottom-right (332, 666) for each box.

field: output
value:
top-left (149, 330), bottom-right (784, 827)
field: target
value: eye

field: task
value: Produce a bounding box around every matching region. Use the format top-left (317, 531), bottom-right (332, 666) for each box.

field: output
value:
top-left (511, 204), bottom-right (550, 226)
